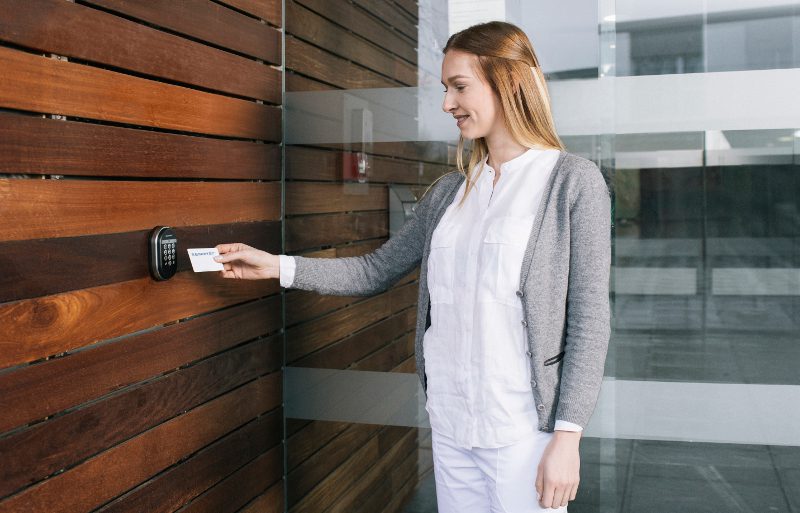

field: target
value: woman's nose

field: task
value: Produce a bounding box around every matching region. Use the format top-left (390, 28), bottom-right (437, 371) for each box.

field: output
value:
top-left (442, 93), bottom-right (454, 113)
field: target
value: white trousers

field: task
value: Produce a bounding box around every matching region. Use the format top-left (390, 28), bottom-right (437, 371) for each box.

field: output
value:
top-left (431, 428), bottom-right (569, 513)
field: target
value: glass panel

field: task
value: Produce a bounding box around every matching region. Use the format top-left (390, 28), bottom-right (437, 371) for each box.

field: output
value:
top-left (282, 1), bottom-right (800, 512)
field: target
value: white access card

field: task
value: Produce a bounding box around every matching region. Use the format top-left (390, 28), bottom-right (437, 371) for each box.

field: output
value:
top-left (187, 248), bottom-right (224, 272)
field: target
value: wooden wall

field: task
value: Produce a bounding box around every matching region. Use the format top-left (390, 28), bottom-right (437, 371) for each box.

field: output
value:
top-left (0, 1), bottom-right (283, 512)
top-left (283, 1), bottom-right (451, 512)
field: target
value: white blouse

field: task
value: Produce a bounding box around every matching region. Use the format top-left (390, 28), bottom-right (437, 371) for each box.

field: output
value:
top-left (278, 147), bottom-right (582, 449)
top-left (423, 147), bottom-right (581, 449)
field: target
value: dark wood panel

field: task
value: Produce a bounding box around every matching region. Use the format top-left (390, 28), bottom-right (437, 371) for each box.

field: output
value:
top-left (352, 0), bottom-right (418, 42)
top-left (293, 0), bottom-right (416, 64)
top-left (239, 481), bottom-right (284, 513)
top-left (393, 0), bottom-right (418, 18)
top-left (0, 179), bottom-right (279, 241)
top-left (179, 445), bottom-right (283, 513)
top-left (218, 0), bottom-right (281, 27)
top-left (0, 113), bottom-right (280, 179)
top-left (0, 297), bottom-right (281, 433)
top-left (324, 429), bottom-right (416, 513)
top-left (293, 309), bottom-right (415, 369)
top-left (285, 210), bottom-right (386, 251)
top-left (0, 272), bottom-right (279, 370)
top-left (285, 182), bottom-right (387, 215)
top-left (351, 331), bottom-right (415, 371)
top-left (0, 374), bottom-right (281, 512)
top-left (354, 432), bottom-right (417, 513)
top-left (286, 283), bottom-right (417, 362)
top-left (287, 420), bottom-right (350, 471)
top-left (287, 423), bottom-right (380, 507)
top-left (84, 0), bottom-right (281, 63)
top-left (0, 46), bottom-right (280, 140)
top-left (0, 338), bottom-right (281, 498)
top-left (286, 1), bottom-right (416, 86)
top-left (97, 413), bottom-right (281, 513)
top-left (286, 36), bottom-right (399, 89)
top-left (0, 222), bottom-right (280, 302)
top-left (286, 145), bottom-right (451, 182)
top-left (0, 0), bottom-right (280, 103)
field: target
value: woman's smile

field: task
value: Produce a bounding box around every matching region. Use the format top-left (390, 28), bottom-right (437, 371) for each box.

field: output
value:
top-left (456, 115), bottom-right (469, 127)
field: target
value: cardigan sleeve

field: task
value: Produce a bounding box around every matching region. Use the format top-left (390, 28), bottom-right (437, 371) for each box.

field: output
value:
top-left (554, 162), bottom-right (612, 428)
top-left (286, 178), bottom-right (446, 296)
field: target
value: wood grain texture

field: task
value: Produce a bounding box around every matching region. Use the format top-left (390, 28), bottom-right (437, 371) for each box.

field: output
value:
top-left (352, 0), bottom-right (418, 42)
top-left (178, 445), bottom-right (283, 513)
top-left (294, 0), bottom-right (416, 64)
top-left (84, 0), bottom-right (281, 63)
top-left (239, 481), bottom-right (284, 513)
top-left (286, 283), bottom-right (417, 363)
top-left (0, 179), bottom-right (279, 241)
top-left (0, 0), bottom-right (280, 103)
top-left (285, 182), bottom-right (387, 215)
top-left (218, 0), bottom-right (282, 27)
top-left (294, 309), bottom-right (416, 370)
top-left (287, 423), bottom-right (380, 507)
top-left (0, 272), bottom-right (279, 370)
top-left (286, 36), bottom-right (399, 89)
top-left (286, 145), bottom-right (451, 182)
top-left (0, 113), bottom-right (280, 179)
top-left (286, 1), bottom-right (416, 86)
top-left (0, 46), bottom-right (280, 140)
top-left (0, 375), bottom-right (280, 513)
top-left (0, 297), bottom-right (281, 433)
top-left (97, 413), bottom-right (282, 513)
top-left (0, 338), bottom-right (281, 498)
top-left (285, 210), bottom-right (387, 251)
top-left (0, 222), bottom-right (280, 302)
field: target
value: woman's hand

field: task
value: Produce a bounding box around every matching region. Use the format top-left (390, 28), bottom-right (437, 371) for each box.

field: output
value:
top-left (536, 431), bottom-right (581, 509)
top-left (213, 243), bottom-right (279, 280)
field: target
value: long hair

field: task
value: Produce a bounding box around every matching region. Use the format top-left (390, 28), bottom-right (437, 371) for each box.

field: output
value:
top-left (426, 21), bottom-right (565, 208)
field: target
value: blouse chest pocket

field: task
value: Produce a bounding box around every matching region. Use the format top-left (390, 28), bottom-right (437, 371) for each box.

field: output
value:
top-left (427, 224), bottom-right (457, 305)
top-left (478, 215), bottom-right (534, 308)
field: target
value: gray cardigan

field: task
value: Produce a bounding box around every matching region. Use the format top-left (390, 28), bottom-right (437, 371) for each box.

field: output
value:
top-left (289, 150), bottom-right (611, 432)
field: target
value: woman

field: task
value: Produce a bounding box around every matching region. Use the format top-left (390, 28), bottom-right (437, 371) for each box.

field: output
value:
top-left (214, 21), bottom-right (610, 512)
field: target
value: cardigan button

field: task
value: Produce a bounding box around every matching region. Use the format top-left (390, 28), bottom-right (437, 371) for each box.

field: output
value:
top-left (520, 320), bottom-right (527, 327)
top-left (537, 404), bottom-right (545, 411)
top-left (526, 350), bottom-right (532, 358)
top-left (531, 380), bottom-right (537, 387)
top-left (516, 290), bottom-right (523, 297)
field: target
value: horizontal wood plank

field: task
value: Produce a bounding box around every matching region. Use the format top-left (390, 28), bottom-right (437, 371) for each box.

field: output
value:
top-left (0, 222), bottom-right (280, 302)
top-left (0, 46), bottom-right (280, 140)
top-left (84, 0), bottom-right (281, 63)
top-left (0, 375), bottom-right (280, 513)
top-left (294, 0), bottom-right (416, 64)
top-left (352, 0), bottom-right (418, 42)
top-left (0, 113), bottom-right (280, 179)
top-left (285, 211), bottom-right (386, 251)
top-left (294, 309), bottom-right (415, 369)
top-left (218, 0), bottom-right (281, 27)
top-left (0, 339), bottom-right (281, 498)
top-left (285, 182), bottom-right (387, 215)
top-left (286, 1), bottom-right (416, 86)
top-left (0, 297), bottom-right (281, 433)
top-left (0, 0), bottom-right (280, 103)
top-left (0, 272), bottom-right (279, 370)
top-left (239, 481), bottom-right (284, 513)
top-left (97, 413), bottom-right (282, 513)
top-left (286, 36), bottom-right (399, 90)
top-left (0, 179), bottom-right (279, 241)
top-left (179, 445), bottom-right (283, 513)
top-left (286, 283), bottom-right (417, 362)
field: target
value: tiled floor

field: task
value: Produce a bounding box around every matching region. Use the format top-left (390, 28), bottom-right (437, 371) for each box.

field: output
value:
top-left (401, 437), bottom-right (800, 512)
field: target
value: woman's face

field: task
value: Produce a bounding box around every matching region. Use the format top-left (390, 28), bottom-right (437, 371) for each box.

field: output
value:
top-left (441, 49), bottom-right (504, 140)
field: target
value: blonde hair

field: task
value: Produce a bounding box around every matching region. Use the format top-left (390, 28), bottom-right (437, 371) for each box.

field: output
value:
top-left (422, 21), bottom-right (565, 208)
